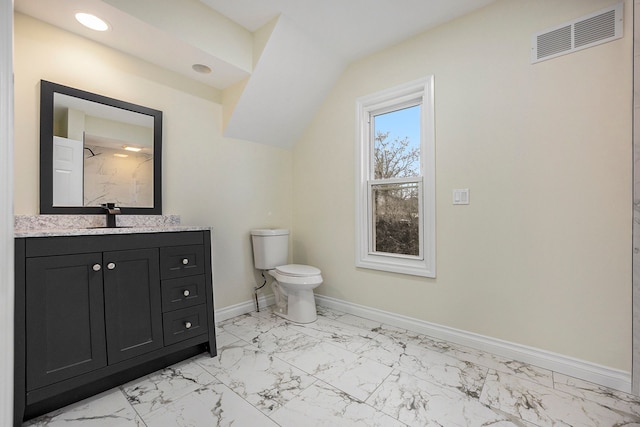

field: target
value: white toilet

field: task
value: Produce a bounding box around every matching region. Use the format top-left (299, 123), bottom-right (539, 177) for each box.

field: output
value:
top-left (251, 229), bottom-right (323, 323)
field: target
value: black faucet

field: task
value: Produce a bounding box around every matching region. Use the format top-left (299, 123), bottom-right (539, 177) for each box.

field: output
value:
top-left (101, 203), bottom-right (121, 228)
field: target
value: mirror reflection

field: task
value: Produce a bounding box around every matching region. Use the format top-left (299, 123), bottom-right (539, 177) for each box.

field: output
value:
top-left (40, 80), bottom-right (162, 215)
top-left (52, 93), bottom-right (154, 207)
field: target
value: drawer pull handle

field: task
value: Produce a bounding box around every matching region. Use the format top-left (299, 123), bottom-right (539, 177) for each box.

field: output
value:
top-left (182, 258), bottom-right (189, 265)
top-left (107, 262), bottom-right (116, 270)
top-left (183, 290), bottom-right (190, 297)
top-left (92, 264), bottom-right (101, 272)
top-left (184, 321), bottom-right (192, 329)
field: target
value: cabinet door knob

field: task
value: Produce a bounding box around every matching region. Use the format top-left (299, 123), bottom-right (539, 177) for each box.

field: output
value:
top-left (107, 262), bottom-right (116, 270)
top-left (92, 264), bottom-right (101, 272)
top-left (183, 290), bottom-right (190, 297)
top-left (184, 321), bottom-right (192, 329)
top-left (182, 258), bottom-right (189, 265)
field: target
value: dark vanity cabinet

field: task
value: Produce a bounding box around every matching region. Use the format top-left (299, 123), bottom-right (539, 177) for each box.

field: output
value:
top-left (103, 248), bottom-right (163, 364)
top-left (25, 252), bottom-right (109, 390)
top-left (14, 230), bottom-right (216, 426)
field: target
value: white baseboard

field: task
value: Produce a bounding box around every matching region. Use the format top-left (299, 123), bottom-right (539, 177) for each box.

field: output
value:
top-left (215, 294), bottom-right (275, 322)
top-left (315, 294), bottom-right (632, 394)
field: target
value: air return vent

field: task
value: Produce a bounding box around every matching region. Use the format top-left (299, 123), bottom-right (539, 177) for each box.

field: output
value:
top-left (531, 3), bottom-right (623, 64)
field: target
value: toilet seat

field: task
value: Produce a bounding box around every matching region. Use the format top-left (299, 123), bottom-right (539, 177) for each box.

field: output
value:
top-left (275, 264), bottom-right (321, 277)
top-left (269, 264), bottom-right (323, 288)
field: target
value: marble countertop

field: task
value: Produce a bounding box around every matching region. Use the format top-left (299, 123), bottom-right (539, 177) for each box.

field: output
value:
top-left (14, 214), bottom-right (211, 238)
top-left (15, 225), bottom-right (211, 238)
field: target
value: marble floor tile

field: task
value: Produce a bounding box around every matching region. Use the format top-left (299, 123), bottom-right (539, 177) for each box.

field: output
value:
top-left (271, 337), bottom-right (393, 401)
top-left (553, 373), bottom-right (640, 417)
top-left (399, 342), bottom-right (488, 398)
top-left (440, 343), bottom-right (554, 388)
top-left (221, 312), bottom-right (317, 354)
top-left (121, 358), bottom-right (217, 416)
top-left (24, 389), bottom-right (143, 427)
top-left (213, 330), bottom-right (242, 349)
top-left (23, 306), bottom-right (640, 427)
top-left (319, 356), bottom-right (393, 402)
top-left (270, 380), bottom-right (406, 427)
top-left (218, 311), bottom-right (286, 343)
top-left (335, 312), bottom-right (386, 331)
top-left (196, 340), bottom-right (316, 413)
top-left (142, 382), bottom-right (279, 427)
top-left (289, 314), bottom-right (379, 353)
top-left (275, 339), bottom-right (359, 375)
top-left (364, 323), bottom-right (554, 388)
top-left (252, 306), bottom-right (281, 318)
top-left (315, 305), bottom-right (346, 320)
top-left (356, 328), bottom-right (411, 363)
top-left (373, 322), bottom-right (449, 350)
top-left (252, 324), bottom-right (324, 355)
top-left (358, 332), bottom-right (488, 398)
top-left (480, 370), bottom-right (640, 426)
top-left (367, 370), bottom-right (532, 427)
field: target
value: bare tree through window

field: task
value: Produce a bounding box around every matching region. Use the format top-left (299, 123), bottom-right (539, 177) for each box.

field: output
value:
top-left (374, 131), bottom-right (420, 179)
top-left (372, 106), bottom-right (421, 256)
top-left (356, 77), bottom-right (435, 277)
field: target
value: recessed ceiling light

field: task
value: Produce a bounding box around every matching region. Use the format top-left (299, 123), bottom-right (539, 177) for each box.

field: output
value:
top-left (75, 13), bottom-right (109, 31)
top-left (192, 64), bottom-right (212, 74)
top-left (123, 145), bottom-right (142, 152)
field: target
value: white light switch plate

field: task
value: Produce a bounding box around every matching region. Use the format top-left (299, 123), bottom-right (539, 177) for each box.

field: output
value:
top-left (453, 188), bottom-right (469, 205)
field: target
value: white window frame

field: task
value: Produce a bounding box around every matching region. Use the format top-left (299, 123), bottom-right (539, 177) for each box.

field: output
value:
top-left (355, 76), bottom-right (436, 278)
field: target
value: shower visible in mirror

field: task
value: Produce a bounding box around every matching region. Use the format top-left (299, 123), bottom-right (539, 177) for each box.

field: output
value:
top-left (40, 80), bottom-right (162, 215)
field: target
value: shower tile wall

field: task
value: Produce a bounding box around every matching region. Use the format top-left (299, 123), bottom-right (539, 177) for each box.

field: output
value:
top-left (83, 145), bottom-right (153, 207)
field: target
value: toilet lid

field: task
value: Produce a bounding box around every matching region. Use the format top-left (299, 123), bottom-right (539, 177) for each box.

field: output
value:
top-left (276, 264), bottom-right (321, 277)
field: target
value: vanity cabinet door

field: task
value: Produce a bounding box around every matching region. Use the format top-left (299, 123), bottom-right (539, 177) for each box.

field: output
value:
top-left (103, 248), bottom-right (163, 364)
top-left (25, 253), bottom-right (107, 390)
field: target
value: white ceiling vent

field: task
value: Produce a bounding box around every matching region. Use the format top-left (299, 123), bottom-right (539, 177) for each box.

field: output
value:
top-left (531, 3), bottom-right (623, 64)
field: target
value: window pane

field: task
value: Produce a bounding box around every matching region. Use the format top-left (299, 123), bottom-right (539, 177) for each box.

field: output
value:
top-left (373, 105), bottom-right (421, 179)
top-left (371, 182), bottom-right (419, 256)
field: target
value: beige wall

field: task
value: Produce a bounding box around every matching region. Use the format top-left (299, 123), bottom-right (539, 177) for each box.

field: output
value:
top-left (293, 0), bottom-right (633, 371)
top-left (13, 0), bottom-right (634, 373)
top-left (13, 13), bottom-right (291, 309)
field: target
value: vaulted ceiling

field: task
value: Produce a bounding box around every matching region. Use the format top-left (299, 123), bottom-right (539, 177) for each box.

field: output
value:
top-left (14, 0), bottom-right (495, 148)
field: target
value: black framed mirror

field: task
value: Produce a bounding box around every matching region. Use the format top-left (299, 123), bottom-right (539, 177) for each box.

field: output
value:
top-left (40, 80), bottom-right (162, 215)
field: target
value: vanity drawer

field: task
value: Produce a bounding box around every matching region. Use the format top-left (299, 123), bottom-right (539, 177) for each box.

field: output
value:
top-left (160, 245), bottom-right (205, 279)
top-left (161, 275), bottom-right (206, 312)
top-left (162, 305), bottom-right (207, 346)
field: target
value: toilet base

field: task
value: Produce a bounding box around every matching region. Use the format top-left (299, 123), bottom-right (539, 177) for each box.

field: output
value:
top-left (273, 308), bottom-right (317, 324)
top-left (272, 287), bottom-right (318, 324)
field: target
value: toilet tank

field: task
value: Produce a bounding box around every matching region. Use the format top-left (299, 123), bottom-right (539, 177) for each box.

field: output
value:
top-left (250, 229), bottom-right (289, 270)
